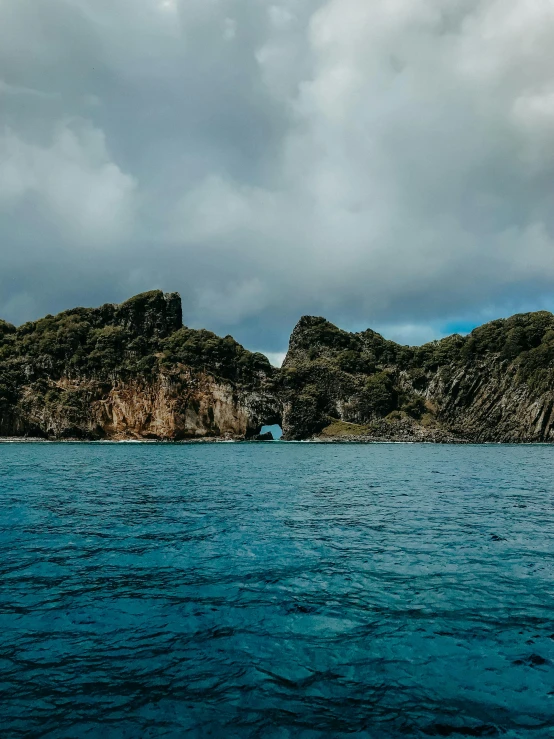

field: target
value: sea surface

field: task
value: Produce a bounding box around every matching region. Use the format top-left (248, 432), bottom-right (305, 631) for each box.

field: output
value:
top-left (1, 443), bottom-right (554, 738)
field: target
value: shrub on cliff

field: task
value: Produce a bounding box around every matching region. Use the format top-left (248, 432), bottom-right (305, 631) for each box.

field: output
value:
top-left (160, 328), bottom-right (272, 384)
top-left (358, 372), bottom-right (396, 419)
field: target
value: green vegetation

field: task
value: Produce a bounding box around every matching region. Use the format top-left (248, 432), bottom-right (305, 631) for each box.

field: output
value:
top-left (283, 310), bottom-right (554, 439)
top-left (0, 290), bottom-right (276, 436)
top-left (319, 419), bottom-right (371, 437)
top-left (0, 290), bottom-right (272, 386)
top-left (399, 393), bottom-right (427, 419)
top-left (359, 372), bottom-right (396, 418)
top-left (160, 327), bottom-right (271, 383)
top-left (3, 293), bottom-right (554, 441)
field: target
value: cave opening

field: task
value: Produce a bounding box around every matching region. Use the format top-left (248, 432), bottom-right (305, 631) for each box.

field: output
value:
top-left (260, 424), bottom-right (283, 440)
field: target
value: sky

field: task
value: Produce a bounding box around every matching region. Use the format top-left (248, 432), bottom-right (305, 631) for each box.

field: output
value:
top-left (2, 0), bottom-right (554, 365)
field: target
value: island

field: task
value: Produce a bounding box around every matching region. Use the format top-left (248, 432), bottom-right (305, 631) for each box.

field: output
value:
top-left (1, 290), bottom-right (553, 442)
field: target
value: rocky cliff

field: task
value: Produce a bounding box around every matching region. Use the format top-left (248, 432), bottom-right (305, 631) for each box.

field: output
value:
top-left (2, 292), bottom-right (554, 442)
top-left (280, 312), bottom-right (554, 442)
top-left (0, 291), bottom-right (281, 440)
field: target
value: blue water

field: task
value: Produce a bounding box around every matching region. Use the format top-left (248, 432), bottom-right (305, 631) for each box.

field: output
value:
top-left (1, 443), bottom-right (554, 738)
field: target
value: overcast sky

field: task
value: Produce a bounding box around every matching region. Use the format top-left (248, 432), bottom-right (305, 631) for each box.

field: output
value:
top-left (2, 0), bottom-right (554, 364)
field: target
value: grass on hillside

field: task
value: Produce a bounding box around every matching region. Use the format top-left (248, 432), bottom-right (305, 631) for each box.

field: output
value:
top-left (318, 419), bottom-right (372, 437)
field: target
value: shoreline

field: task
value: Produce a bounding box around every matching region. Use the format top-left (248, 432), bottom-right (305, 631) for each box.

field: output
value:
top-left (1, 436), bottom-right (552, 445)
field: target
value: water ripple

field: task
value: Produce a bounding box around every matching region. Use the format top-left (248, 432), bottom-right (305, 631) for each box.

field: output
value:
top-left (1, 443), bottom-right (554, 737)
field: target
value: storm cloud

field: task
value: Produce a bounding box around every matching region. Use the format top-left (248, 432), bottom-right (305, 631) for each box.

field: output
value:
top-left (2, 0), bottom-right (554, 360)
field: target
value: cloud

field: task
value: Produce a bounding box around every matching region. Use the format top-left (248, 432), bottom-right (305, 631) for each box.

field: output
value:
top-left (1, 0), bottom-right (554, 354)
top-left (0, 122), bottom-right (136, 245)
top-left (262, 351), bottom-right (287, 368)
top-left (0, 80), bottom-right (58, 99)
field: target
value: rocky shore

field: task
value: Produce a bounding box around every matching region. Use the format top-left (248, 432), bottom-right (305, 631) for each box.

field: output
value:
top-left (310, 418), bottom-right (466, 444)
top-left (2, 290), bottom-right (554, 443)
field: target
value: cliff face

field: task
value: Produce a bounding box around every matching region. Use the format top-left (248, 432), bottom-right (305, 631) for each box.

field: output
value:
top-left (3, 292), bottom-right (554, 442)
top-left (280, 312), bottom-right (554, 442)
top-left (0, 291), bottom-right (281, 440)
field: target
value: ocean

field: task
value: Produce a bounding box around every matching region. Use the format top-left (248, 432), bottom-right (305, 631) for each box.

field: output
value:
top-left (1, 442), bottom-right (554, 738)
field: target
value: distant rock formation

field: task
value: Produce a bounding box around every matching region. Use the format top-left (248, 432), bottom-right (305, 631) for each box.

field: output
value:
top-left (280, 313), bottom-right (554, 442)
top-left (2, 291), bottom-right (554, 442)
top-left (0, 291), bottom-right (281, 440)
top-left (251, 431), bottom-right (274, 441)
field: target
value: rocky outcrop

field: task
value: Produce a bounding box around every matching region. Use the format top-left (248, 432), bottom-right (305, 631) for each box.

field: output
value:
top-left (0, 291), bottom-right (281, 440)
top-left (251, 431), bottom-right (275, 441)
top-left (280, 312), bottom-right (554, 442)
top-left (3, 291), bottom-right (554, 442)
